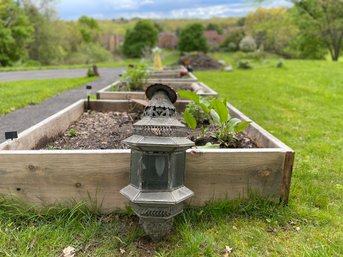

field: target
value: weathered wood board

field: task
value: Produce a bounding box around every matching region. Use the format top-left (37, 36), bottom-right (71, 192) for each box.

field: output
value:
top-left (96, 79), bottom-right (218, 100)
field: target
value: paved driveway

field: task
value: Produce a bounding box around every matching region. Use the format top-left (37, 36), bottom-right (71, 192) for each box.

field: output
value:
top-left (0, 68), bottom-right (93, 82)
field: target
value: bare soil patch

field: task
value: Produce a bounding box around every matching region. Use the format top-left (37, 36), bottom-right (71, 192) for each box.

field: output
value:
top-left (40, 111), bottom-right (256, 150)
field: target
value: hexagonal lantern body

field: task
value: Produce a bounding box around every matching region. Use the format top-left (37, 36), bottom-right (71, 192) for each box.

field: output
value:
top-left (120, 84), bottom-right (194, 241)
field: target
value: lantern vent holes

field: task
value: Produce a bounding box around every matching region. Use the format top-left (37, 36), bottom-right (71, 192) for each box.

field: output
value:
top-left (144, 105), bottom-right (175, 117)
top-left (135, 125), bottom-right (187, 137)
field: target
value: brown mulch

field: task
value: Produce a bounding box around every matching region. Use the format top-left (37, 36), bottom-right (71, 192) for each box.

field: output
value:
top-left (179, 53), bottom-right (223, 70)
top-left (40, 111), bottom-right (257, 150)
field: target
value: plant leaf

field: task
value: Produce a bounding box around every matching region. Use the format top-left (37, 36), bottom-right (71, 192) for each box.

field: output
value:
top-left (184, 109), bottom-right (197, 129)
top-left (199, 142), bottom-right (220, 149)
top-left (210, 109), bottom-right (221, 124)
top-left (211, 99), bottom-right (229, 123)
top-left (234, 121), bottom-right (251, 133)
top-left (178, 90), bottom-right (200, 103)
top-left (227, 118), bottom-right (241, 132)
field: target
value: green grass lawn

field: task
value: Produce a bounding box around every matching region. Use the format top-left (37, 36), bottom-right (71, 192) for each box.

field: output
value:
top-left (0, 56), bottom-right (342, 256)
top-left (0, 77), bottom-right (95, 115)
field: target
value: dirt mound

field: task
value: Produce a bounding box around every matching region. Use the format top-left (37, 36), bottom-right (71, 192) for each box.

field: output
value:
top-left (179, 53), bottom-right (223, 70)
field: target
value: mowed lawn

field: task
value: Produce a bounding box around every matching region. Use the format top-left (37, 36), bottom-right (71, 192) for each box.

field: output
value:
top-left (0, 59), bottom-right (342, 256)
top-left (195, 59), bottom-right (343, 256)
top-left (0, 77), bottom-right (95, 115)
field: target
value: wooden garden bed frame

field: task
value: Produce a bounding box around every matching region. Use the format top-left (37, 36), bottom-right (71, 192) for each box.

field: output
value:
top-left (96, 80), bottom-right (218, 101)
top-left (0, 99), bottom-right (294, 211)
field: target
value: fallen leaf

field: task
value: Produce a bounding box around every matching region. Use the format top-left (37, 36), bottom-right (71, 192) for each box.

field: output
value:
top-left (62, 246), bottom-right (76, 257)
top-left (232, 225), bottom-right (238, 231)
top-left (295, 226), bottom-right (301, 231)
top-left (223, 245), bottom-right (233, 256)
top-left (120, 248), bottom-right (126, 254)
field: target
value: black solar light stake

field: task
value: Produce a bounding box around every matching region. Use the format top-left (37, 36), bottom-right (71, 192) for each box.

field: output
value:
top-left (86, 85), bottom-right (92, 112)
top-left (5, 131), bottom-right (18, 141)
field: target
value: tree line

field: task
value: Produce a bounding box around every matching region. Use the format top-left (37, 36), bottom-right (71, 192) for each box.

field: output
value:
top-left (0, 0), bottom-right (113, 67)
top-left (1, 0), bottom-right (342, 67)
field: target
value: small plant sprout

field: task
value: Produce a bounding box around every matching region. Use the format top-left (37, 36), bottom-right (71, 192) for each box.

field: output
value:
top-left (178, 90), bottom-right (251, 148)
top-left (68, 129), bottom-right (77, 137)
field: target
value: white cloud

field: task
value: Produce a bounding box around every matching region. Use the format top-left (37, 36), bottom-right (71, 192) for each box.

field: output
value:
top-left (58, 0), bottom-right (292, 20)
top-left (169, 4), bottom-right (254, 19)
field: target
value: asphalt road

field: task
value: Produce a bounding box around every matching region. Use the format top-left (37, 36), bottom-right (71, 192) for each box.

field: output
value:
top-left (0, 67), bottom-right (124, 143)
top-left (0, 68), bottom-right (92, 82)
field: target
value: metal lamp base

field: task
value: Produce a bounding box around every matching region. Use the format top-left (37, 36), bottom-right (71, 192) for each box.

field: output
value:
top-left (140, 217), bottom-right (174, 242)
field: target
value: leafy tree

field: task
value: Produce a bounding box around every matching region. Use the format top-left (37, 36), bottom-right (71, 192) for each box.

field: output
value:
top-left (78, 16), bottom-right (99, 43)
top-left (255, 0), bottom-right (343, 61)
top-left (206, 23), bottom-right (223, 34)
top-left (286, 7), bottom-right (327, 60)
top-left (292, 0), bottom-right (343, 61)
top-left (123, 20), bottom-right (158, 58)
top-left (245, 8), bottom-right (298, 56)
top-left (0, 0), bottom-right (33, 66)
top-left (178, 23), bottom-right (208, 52)
top-left (23, 1), bottom-right (68, 65)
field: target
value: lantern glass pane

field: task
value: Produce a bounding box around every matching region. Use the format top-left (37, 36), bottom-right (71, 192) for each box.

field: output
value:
top-left (142, 153), bottom-right (169, 190)
top-left (130, 150), bottom-right (141, 187)
top-left (171, 152), bottom-right (185, 188)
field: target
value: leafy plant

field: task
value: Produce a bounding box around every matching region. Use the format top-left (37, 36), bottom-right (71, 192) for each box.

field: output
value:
top-left (178, 90), bottom-right (250, 147)
top-left (120, 64), bottom-right (150, 91)
top-left (238, 60), bottom-right (252, 69)
top-left (184, 101), bottom-right (209, 126)
top-left (276, 60), bottom-right (284, 68)
top-left (87, 67), bottom-right (96, 77)
top-left (68, 129), bottom-right (77, 137)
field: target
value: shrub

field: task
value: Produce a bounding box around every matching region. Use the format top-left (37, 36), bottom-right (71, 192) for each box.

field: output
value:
top-left (123, 20), bottom-right (158, 58)
top-left (221, 29), bottom-right (245, 52)
top-left (238, 61), bottom-right (252, 69)
top-left (178, 23), bottom-right (208, 53)
top-left (239, 36), bottom-right (257, 52)
top-left (87, 68), bottom-right (95, 77)
top-left (227, 42), bottom-right (238, 52)
top-left (276, 60), bottom-right (284, 68)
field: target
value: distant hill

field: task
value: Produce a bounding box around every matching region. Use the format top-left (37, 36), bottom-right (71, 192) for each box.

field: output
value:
top-left (98, 17), bottom-right (240, 35)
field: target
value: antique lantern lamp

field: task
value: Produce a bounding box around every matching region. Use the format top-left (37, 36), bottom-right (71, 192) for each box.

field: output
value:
top-left (120, 84), bottom-right (194, 241)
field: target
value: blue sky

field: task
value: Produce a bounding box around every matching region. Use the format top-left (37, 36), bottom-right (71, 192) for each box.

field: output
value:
top-left (57, 0), bottom-right (292, 20)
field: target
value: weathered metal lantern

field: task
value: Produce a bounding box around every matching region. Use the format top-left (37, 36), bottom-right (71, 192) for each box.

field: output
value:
top-left (120, 84), bottom-right (194, 241)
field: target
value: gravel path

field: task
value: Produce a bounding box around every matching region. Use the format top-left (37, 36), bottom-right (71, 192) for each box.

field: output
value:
top-left (0, 67), bottom-right (124, 143)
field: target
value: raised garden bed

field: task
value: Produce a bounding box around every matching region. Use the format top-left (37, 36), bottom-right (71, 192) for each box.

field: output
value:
top-left (96, 80), bottom-right (218, 100)
top-left (149, 71), bottom-right (198, 82)
top-left (0, 99), bottom-right (294, 211)
top-left (149, 66), bottom-right (184, 77)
